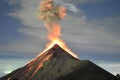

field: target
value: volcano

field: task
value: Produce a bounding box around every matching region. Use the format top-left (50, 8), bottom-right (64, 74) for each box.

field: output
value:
top-left (0, 44), bottom-right (119, 80)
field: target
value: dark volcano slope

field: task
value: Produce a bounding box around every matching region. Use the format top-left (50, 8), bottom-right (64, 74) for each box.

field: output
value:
top-left (55, 60), bottom-right (119, 80)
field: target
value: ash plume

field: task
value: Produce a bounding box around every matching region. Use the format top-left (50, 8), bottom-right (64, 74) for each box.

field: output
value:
top-left (37, 0), bottom-right (66, 42)
top-left (37, 0), bottom-right (79, 59)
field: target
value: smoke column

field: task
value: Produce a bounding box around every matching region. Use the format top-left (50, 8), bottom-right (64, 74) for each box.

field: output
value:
top-left (37, 0), bottom-right (66, 43)
top-left (37, 0), bottom-right (79, 59)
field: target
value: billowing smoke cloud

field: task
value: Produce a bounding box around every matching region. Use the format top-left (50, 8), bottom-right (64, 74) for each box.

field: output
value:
top-left (37, 0), bottom-right (66, 42)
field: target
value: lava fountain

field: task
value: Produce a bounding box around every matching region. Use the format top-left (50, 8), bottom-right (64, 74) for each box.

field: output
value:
top-left (37, 0), bottom-right (79, 59)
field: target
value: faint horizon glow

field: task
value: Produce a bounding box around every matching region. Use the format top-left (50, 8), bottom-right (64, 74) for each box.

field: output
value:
top-left (98, 62), bottom-right (120, 75)
top-left (0, 58), bottom-right (31, 77)
top-left (4, 70), bottom-right (12, 74)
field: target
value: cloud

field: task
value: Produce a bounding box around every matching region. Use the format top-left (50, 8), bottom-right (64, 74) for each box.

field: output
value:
top-left (8, 0), bottom-right (41, 28)
top-left (60, 15), bottom-right (120, 54)
top-left (91, 16), bottom-right (120, 35)
top-left (54, 0), bottom-right (108, 15)
top-left (98, 62), bottom-right (120, 75)
top-left (0, 58), bottom-right (30, 77)
top-left (55, 0), bottom-right (108, 4)
top-left (2, 0), bottom-right (120, 57)
top-left (8, 0), bottom-right (21, 5)
top-left (54, 0), bottom-right (84, 15)
top-left (0, 37), bottom-right (47, 54)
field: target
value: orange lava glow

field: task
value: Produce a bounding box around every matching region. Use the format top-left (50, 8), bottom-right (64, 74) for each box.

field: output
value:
top-left (40, 36), bottom-right (79, 59)
top-left (31, 53), bottom-right (53, 77)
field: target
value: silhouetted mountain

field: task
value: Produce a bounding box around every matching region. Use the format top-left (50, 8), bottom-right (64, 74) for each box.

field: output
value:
top-left (116, 74), bottom-right (120, 79)
top-left (0, 44), bottom-right (119, 80)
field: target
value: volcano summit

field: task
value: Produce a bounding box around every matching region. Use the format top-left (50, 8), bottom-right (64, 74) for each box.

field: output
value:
top-left (0, 44), bottom-right (119, 80)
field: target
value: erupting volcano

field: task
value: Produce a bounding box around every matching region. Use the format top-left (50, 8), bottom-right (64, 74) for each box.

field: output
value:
top-left (0, 0), bottom-right (119, 80)
top-left (0, 44), bottom-right (118, 80)
top-left (1, 44), bottom-right (80, 80)
top-left (37, 0), bottom-right (79, 59)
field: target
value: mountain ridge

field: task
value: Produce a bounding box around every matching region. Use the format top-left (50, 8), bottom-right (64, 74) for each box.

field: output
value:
top-left (0, 44), bottom-right (119, 80)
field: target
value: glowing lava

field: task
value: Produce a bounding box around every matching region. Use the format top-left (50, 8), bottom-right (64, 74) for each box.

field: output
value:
top-left (41, 39), bottom-right (79, 59)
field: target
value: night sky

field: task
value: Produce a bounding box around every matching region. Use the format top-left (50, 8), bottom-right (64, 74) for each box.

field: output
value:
top-left (0, 0), bottom-right (120, 77)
